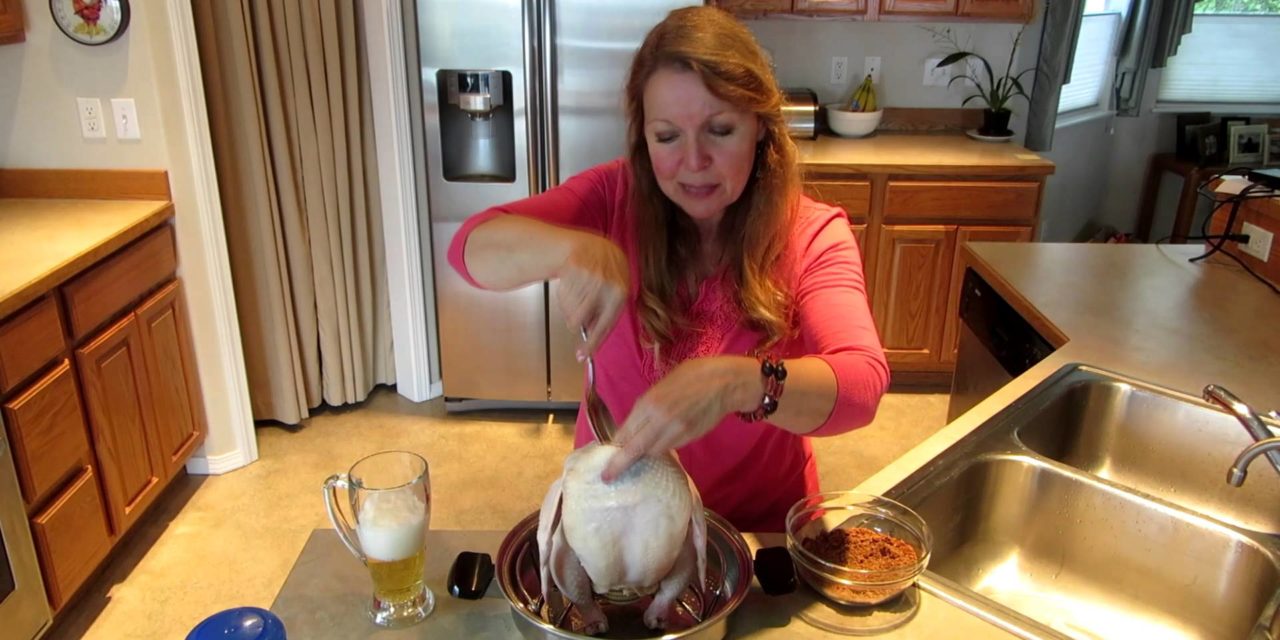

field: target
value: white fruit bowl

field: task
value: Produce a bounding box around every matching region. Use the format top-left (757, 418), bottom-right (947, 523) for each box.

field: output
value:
top-left (825, 104), bottom-right (883, 138)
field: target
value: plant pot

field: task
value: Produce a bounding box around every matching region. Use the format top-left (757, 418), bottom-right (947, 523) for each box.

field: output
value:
top-left (980, 109), bottom-right (1012, 136)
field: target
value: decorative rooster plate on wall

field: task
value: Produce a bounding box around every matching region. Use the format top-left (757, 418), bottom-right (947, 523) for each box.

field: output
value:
top-left (50, 0), bottom-right (129, 46)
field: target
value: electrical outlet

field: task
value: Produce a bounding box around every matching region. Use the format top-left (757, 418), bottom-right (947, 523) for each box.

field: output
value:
top-left (111, 98), bottom-right (141, 140)
top-left (831, 56), bottom-right (848, 85)
top-left (924, 58), bottom-right (950, 87)
top-left (1241, 222), bottom-right (1273, 261)
top-left (76, 97), bottom-right (106, 139)
top-left (864, 56), bottom-right (881, 85)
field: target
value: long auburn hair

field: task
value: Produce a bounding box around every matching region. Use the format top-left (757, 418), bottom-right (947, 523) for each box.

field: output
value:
top-left (625, 6), bottom-right (800, 357)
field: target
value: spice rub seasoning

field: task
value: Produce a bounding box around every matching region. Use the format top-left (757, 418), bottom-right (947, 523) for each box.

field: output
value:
top-left (801, 527), bottom-right (919, 605)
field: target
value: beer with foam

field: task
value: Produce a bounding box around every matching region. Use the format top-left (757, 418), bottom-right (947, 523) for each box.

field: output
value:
top-left (325, 451), bottom-right (435, 628)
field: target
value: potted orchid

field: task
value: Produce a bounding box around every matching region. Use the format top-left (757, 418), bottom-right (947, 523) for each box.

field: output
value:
top-left (930, 28), bottom-right (1033, 137)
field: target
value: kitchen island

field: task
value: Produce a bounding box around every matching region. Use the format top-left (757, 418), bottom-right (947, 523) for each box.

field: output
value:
top-left (270, 241), bottom-right (1280, 639)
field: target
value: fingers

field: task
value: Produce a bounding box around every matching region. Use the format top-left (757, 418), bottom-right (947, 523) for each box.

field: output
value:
top-left (602, 404), bottom-right (681, 483)
top-left (601, 438), bottom-right (645, 483)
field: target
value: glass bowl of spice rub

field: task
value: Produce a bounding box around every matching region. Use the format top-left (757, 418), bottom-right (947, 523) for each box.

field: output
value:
top-left (785, 491), bottom-right (932, 607)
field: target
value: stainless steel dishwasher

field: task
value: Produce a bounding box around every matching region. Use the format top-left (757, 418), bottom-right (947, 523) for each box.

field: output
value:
top-left (0, 417), bottom-right (51, 640)
top-left (947, 268), bottom-right (1056, 422)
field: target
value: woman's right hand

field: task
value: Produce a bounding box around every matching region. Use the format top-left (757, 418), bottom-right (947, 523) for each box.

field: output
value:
top-left (557, 233), bottom-right (629, 358)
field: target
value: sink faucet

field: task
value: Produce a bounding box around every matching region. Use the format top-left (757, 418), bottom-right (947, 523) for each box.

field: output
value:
top-left (1203, 384), bottom-right (1280, 481)
top-left (1228, 437), bottom-right (1280, 486)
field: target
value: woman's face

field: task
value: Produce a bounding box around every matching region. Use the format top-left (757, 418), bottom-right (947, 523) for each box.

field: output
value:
top-left (642, 67), bottom-right (761, 231)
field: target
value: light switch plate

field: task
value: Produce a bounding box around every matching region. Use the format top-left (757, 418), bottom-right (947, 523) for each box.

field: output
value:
top-left (77, 97), bottom-right (106, 139)
top-left (864, 56), bottom-right (881, 85)
top-left (111, 98), bottom-right (141, 140)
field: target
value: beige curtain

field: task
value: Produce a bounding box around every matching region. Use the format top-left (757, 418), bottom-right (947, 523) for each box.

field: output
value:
top-left (194, 0), bottom-right (394, 424)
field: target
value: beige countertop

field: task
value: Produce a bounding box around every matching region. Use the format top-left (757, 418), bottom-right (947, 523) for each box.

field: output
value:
top-left (272, 528), bottom-right (1010, 638)
top-left (0, 197), bottom-right (172, 318)
top-left (797, 132), bottom-right (1055, 176)
top-left (854, 241), bottom-right (1280, 637)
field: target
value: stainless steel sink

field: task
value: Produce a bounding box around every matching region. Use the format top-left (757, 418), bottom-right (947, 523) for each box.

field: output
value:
top-left (1014, 371), bottom-right (1280, 534)
top-left (887, 365), bottom-right (1280, 640)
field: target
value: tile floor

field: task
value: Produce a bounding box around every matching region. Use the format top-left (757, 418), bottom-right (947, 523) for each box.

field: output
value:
top-left (43, 387), bottom-right (948, 640)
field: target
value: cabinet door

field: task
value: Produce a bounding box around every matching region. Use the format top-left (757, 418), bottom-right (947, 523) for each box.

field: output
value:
top-left (880, 0), bottom-right (957, 15)
top-left (76, 314), bottom-right (164, 536)
top-left (715, 0), bottom-right (792, 13)
top-left (958, 0), bottom-right (1032, 19)
top-left (795, 0), bottom-right (868, 13)
top-left (135, 281), bottom-right (205, 479)
top-left (0, 0), bottom-right (25, 45)
top-left (941, 226), bottom-right (1032, 364)
top-left (30, 466), bottom-right (113, 611)
top-left (873, 225), bottom-right (955, 363)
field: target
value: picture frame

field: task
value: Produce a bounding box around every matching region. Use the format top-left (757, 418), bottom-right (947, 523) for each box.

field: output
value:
top-left (1228, 124), bottom-right (1269, 165)
top-left (1187, 122), bottom-right (1223, 166)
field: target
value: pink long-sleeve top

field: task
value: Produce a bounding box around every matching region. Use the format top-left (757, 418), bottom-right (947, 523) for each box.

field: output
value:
top-left (448, 159), bottom-right (889, 532)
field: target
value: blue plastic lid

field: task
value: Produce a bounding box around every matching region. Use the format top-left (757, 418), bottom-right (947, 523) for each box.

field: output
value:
top-left (186, 607), bottom-right (287, 640)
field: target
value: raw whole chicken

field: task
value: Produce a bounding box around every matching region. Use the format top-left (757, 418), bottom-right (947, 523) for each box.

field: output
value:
top-left (537, 442), bottom-right (707, 635)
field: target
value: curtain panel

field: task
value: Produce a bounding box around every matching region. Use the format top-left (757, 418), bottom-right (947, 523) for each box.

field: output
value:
top-left (194, 0), bottom-right (394, 424)
top-left (1026, 0), bottom-right (1086, 151)
top-left (1113, 0), bottom-right (1197, 116)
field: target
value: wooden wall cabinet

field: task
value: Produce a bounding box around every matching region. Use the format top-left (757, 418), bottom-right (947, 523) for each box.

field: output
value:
top-left (715, 0), bottom-right (1029, 20)
top-left (0, 0), bottom-right (25, 45)
top-left (0, 224), bottom-right (205, 613)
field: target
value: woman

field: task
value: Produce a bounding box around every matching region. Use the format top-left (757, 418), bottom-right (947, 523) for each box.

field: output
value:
top-left (448, 6), bottom-right (889, 532)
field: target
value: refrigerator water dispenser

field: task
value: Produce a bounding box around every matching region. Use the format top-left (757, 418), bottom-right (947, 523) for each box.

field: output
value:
top-left (437, 70), bottom-right (515, 183)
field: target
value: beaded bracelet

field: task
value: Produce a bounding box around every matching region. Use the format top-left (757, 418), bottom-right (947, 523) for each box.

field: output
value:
top-left (739, 355), bottom-right (787, 423)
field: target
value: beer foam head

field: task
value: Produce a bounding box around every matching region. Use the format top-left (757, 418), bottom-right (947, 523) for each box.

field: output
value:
top-left (357, 489), bottom-right (427, 561)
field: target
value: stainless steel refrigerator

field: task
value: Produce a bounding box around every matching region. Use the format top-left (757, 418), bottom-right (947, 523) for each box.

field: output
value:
top-left (417, 0), bottom-right (694, 407)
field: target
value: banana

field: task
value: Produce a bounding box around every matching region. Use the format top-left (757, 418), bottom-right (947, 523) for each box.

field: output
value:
top-left (862, 80), bottom-right (877, 113)
top-left (847, 75), bottom-right (872, 111)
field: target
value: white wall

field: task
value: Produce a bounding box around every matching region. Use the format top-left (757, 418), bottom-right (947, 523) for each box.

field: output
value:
top-left (0, 6), bottom-right (252, 470)
top-left (747, 18), bottom-right (1039, 133)
top-left (0, 7), bottom-right (169, 167)
top-left (1038, 69), bottom-right (1178, 242)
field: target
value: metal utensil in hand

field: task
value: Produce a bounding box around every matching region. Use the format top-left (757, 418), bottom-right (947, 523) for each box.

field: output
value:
top-left (580, 326), bottom-right (617, 444)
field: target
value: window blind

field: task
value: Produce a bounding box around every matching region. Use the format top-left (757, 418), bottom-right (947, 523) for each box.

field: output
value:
top-left (1058, 13), bottom-right (1122, 113)
top-left (1157, 15), bottom-right (1280, 106)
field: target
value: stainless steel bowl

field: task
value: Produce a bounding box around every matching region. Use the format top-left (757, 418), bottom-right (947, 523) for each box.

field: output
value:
top-left (496, 510), bottom-right (753, 640)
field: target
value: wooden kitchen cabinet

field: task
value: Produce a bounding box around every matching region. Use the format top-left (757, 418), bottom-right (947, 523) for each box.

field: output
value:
top-left (716, 0), bottom-right (1028, 20)
top-left (2, 360), bottom-right (94, 509)
top-left (715, 0), bottom-right (791, 13)
top-left (873, 225), bottom-right (955, 364)
top-left (0, 0), bottom-right (25, 45)
top-left (30, 466), bottom-right (113, 611)
top-left (958, 0), bottom-right (1033, 19)
top-left (804, 169), bottom-right (1044, 380)
top-left (795, 0), bottom-right (868, 14)
top-left (135, 281), bottom-right (205, 479)
top-left (880, 0), bottom-right (957, 16)
top-left (76, 314), bottom-right (165, 537)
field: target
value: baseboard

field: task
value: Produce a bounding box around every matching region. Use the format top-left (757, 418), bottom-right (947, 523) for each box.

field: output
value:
top-left (186, 449), bottom-right (256, 476)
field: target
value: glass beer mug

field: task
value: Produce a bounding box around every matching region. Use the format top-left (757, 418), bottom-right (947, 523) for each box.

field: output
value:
top-left (323, 451), bottom-right (435, 627)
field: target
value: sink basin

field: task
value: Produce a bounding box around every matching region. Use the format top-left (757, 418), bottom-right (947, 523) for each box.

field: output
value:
top-left (886, 364), bottom-right (1280, 639)
top-left (1013, 370), bottom-right (1280, 534)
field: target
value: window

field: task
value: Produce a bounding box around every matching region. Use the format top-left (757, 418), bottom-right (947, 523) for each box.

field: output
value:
top-left (1157, 2), bottom-right (1280, 109)
top-left (1057, 12), bottom-right (1123, 113)
top-left (1056, 0), bottom-right (1129, 114)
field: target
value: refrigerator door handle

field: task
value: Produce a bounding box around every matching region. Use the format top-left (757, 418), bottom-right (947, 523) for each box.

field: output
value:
top-left (523, 0), bottom-right (545, 193)
top-left (541, 0), bottom-right (559, 188)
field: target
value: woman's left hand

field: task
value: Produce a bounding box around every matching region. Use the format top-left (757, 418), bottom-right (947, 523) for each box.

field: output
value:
top-left (602, 356), bottom-right (760, 482)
